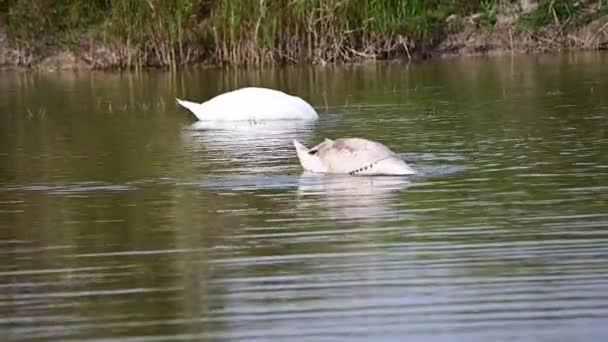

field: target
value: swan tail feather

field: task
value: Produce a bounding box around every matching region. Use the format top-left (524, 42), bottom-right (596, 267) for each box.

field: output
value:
top-left (293, 140), bottom-right (309, 154)
top-left (176, 98), bottom-right (204, 120)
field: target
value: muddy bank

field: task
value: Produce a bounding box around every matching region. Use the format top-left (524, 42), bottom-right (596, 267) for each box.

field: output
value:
top-left (1, 7), bottom-right (607, 71)
top-left (436, 14), bottom-right (608, 57)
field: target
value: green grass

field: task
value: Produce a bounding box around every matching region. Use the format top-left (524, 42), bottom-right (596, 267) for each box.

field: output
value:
top-left (2, 0), bottom-right (607, 67)
top-left (3, 0), bottom-right (496, 66)
top-left (518, 0), bottom-right (580, 28)
top-left (518, 0), bottom-right (608, 32)
top-left (208, 0), bottom-right (477, 64)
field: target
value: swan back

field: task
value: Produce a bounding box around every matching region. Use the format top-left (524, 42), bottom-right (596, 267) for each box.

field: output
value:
top-left (294, 138), bottom-right (416, 176)
top-left (177, 87), bottom-right (318, 121)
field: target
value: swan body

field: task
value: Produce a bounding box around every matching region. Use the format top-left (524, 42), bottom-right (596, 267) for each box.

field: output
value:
top-left (293, 138), bottom-right (416, 176)
top-left (176, 87), bottom-right (318, 121)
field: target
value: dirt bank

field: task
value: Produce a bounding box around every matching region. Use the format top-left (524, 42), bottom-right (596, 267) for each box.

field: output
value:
top-left (435, 13), bottom-right (608, 57)
top-left (1, 5), bottom-right (607, 71)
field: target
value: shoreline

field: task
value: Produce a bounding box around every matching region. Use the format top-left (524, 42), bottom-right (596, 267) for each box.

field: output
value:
top-left (1, 6), bottom-right (607, 71)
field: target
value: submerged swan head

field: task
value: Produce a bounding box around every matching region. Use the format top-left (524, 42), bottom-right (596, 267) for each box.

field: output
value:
top-left (293, 138), bottom-right (416, 176)
top-left (176, 87), bottom-right (318, 122)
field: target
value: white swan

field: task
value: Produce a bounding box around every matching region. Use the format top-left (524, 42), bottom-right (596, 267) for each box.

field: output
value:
top-left (176, 87), bottom-right (318, 121)
top-left (293, 138), bottom-right (416, 176)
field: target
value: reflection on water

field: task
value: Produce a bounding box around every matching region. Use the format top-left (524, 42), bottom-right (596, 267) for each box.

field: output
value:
top-left (1, 182), bottom-right (134, 195)
top-left (182, 120), bottom-right (316, 174)
top-left (182, 120), bottom-right (315, 176)
top-left (1, 52), bottom-right (608, 341)
top-left (297, 173), bottom-right (411, 222)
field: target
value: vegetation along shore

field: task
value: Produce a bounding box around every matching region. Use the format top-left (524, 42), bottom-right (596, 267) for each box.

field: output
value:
top-left (0, 0), bottom-right (607, 70)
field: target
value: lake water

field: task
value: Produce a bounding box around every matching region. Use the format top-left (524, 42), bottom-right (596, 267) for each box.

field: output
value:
top-left (1, 53), bottom-right (608, 341)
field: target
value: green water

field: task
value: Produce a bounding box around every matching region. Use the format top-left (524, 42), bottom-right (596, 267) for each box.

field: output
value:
top-left (1, 53), bottom-right (608, 341)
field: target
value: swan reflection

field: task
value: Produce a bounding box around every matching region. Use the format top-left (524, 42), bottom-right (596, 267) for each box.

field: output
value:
top-left (297, 173), bottom-right (411, 221)
top-left (181, 120), bottom-right (316, 174)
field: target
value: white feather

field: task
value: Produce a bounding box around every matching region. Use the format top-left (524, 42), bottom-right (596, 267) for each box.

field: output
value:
top-left (293, 138), bottom-right (416, 176)
top-left (176, 87), bottom-right (318, 121)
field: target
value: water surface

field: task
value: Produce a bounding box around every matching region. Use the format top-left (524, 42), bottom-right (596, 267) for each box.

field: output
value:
top-left (1, 53), bottom-right (608, 341)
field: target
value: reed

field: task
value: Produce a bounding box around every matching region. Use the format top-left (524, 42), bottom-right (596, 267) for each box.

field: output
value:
top-left (4, 1), bottom-right (604, 68)
top-left (208, 0), bottom-right (474, 65)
